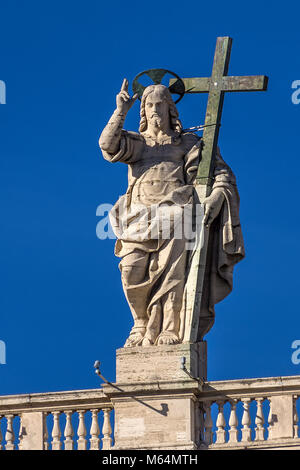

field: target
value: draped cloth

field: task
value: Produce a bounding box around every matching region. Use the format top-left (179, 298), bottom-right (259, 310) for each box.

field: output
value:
top-left (180, 152), bottom-right (245, 341)
top-left (102, 130), bottom-right (245, 344)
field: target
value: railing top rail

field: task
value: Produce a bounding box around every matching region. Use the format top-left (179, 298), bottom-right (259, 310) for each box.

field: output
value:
top-left (202, 374), bottom-right (300, 400)
top-left (0, 388), bottom-right (112, 414)
top-left (1, 374), bottom-right (300, 413)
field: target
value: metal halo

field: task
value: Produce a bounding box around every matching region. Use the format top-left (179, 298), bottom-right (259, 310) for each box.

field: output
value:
top-left (132, 68), bottom-right (185, 104)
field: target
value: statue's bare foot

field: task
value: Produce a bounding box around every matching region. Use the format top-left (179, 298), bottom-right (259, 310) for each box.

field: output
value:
top-left (156, 332), bottom-right (180, 345)
top-left (141, 337), bottom-right (154, 347)
top-left (124, 330), bottom-right (145, 348)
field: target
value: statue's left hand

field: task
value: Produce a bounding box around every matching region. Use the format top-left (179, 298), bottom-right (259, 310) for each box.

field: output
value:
top-left (202, 190), bottom-right (225, 227)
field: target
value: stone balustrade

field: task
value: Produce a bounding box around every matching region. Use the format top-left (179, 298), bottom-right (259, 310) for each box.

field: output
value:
top-left (0, 389), bottom-right (113, 450)
top-left (199, 375), bottom-right (300, 450)
top-left (1, 375), bottom-right (300, 450)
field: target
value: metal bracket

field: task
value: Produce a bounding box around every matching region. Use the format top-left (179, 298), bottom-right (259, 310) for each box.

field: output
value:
top-left (180, 356), bottom-right (204, 385)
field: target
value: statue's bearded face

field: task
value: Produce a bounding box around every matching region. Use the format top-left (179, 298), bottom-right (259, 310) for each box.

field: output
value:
top-left (144, 89), bottom-right (170, 131)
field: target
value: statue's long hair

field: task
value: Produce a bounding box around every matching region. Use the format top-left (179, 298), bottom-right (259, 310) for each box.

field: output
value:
top-left (139, 85), bottom-right (183, 134)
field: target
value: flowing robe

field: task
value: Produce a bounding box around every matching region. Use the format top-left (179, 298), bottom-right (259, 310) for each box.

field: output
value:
top-left (101, 130), bottom-right (244, 344)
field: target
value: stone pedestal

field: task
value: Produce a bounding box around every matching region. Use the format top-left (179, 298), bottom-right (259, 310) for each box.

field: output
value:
top-left (103, 342), bottom-right (207, 450)
top-left (116, 342), bottom-right (207, 384)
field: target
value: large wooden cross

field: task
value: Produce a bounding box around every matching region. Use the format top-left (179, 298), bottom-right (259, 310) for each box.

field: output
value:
top-left (171, 36), bottom-right (268, 343)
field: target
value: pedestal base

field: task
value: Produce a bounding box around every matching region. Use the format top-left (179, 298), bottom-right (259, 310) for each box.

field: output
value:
top-left (104, 342), bottom-right (207, 450)
top-left (116, 342), bottom-right (207, 384)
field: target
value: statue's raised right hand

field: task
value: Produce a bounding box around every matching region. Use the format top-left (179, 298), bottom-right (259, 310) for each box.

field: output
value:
top-left (116, 79), bottom-right (138, 115)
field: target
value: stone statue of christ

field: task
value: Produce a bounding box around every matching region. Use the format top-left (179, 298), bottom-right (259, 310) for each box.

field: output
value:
top-left (99, 79), bottom-right (244, 347)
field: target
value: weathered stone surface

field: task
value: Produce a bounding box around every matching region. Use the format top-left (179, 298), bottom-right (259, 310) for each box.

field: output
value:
top-left (116, 342), bottom-right (207, 383)
top-left (268, 395), bottom-right (294, 439)
top-left (105, 343), bottom-right (205, 450)
top-left (19, 412), bottom-right (45, 450)
top-left (113, 395), bottom-right (199, 450)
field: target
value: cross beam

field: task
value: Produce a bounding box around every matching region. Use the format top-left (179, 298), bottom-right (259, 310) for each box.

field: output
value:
top-left (170, 37), bottom-right (268, 343)
top-left (179, 75), bottom-right (268, 94)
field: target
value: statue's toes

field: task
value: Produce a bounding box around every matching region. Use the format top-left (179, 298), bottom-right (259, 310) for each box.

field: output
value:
top-left (141, 338), bottom-right (153, 347)
top-left (124, 336), bottom-right (140, 348)
top-left (156, 334), bottom-right (179, 345)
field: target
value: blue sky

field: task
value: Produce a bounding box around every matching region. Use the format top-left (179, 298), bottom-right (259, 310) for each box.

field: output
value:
top-left (1, 0), bottom-right (300, 394)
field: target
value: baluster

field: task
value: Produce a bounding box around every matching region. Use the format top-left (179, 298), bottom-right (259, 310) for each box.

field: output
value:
top-left (102, 408), bottom-right (112, 450)
top-left (241, 398), bottom-right (252, 442)
top-left (0, 415), bottom-right (3, 450)
top-left (204, 402), bottom-right (213, 445)
top-left (293, 395), bottom-right (299, 438)
top-left (18, 414), bottom-right (23, 450)
top-left (51, 411), bottom-right (62, 450)
top-left (197, 401), bottom-right (205, 446)
top-left (64, 411), bottom-right (74, 450)
top-left (5, 414), bottom-right (15, 450)
top-left (228, 400), bottom-right (239, 443)
top-left (255, 397), bottom-right (265, 441)
top-left (89, 409), bottom-right (100, 450)
top-left (43, 413), bottom-right (49, 450)
top-left (215, 400), bottom-right (226, 444)
top-left (77, 411), bottom-right (87, 450)
top-left (267, 397), bottom-right (273, 439)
